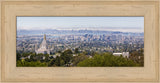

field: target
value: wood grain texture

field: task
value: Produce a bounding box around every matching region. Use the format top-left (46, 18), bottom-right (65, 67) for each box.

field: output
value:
top-left (0, 81), bottom-right (160, 83)
top-left (0, 0), bottom-right (159, 83)
top-left (0, 0), bottom-right (1, 82)
top-left (0, 0), bottom-right (159, 1)
top-left (159, 0), bottom-right (160, 82)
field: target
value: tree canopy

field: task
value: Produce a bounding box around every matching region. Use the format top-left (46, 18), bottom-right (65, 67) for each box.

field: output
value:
top-left (77, 53), bottom-right (139, 67)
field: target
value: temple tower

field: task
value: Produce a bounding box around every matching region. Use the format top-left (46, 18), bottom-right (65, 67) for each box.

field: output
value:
top-left (35, 34), bottom-right (50, 54)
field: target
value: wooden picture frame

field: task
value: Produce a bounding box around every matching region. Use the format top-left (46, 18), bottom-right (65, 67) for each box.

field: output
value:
top-left (0, 0), bottom-right (160, 83)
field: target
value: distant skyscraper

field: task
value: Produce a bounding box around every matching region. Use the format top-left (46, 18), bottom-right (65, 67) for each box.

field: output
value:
top-left (35, 34), bottom-right (50, 54)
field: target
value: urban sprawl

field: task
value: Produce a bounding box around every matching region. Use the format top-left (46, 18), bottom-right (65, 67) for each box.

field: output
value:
top-left (16, 30), bottom-right (144, 67)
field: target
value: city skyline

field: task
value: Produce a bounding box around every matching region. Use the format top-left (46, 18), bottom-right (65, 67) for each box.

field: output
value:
top-left (17, 17), bottom-right (144, 33)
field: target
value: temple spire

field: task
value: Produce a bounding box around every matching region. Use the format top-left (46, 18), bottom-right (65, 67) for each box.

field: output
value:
top-left (44, 34), bottom-right (46, 40)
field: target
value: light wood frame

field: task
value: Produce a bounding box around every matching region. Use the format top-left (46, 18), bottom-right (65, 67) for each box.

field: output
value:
top-left (0, 0), bottom-right (160, 83)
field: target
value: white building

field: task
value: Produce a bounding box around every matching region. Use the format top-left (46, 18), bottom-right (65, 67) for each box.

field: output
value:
top-left (35, 34), bottom-right (50, 54)
top-left (52, 53), bottom-right (61, 58)
top-left (113, 52), bottom-right (129, 58)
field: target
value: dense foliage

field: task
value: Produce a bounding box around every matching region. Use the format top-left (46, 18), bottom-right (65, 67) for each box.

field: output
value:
top-left (17, 60), bottom-right (47, 67)
top-left (16, 49), bottom-right (143, 67)
top-left (77, 53), bottom-right (139, 67)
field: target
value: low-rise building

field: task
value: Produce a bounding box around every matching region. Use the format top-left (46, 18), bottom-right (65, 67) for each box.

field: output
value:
top-left (113, 52), bottom-right (129, 58)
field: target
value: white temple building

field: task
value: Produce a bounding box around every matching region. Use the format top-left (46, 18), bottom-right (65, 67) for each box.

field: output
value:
top-left (35, 34), bottom-right (50, 54)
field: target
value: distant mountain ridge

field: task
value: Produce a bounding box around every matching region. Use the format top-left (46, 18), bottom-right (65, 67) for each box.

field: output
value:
top-left (17, 29), bottom-right (144, 36)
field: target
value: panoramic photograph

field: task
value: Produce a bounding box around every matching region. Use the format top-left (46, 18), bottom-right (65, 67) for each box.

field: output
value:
top-left (16, 17), bottom-right (144, 67)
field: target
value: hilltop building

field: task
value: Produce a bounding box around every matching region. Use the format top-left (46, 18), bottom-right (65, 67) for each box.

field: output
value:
top-left (35, 34), bottom-right (50, 54)
top-left (113, 52), bottom-right (129, 58)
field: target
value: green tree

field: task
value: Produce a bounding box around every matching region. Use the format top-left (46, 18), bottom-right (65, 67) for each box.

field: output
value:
top-left (72, 53), bottom-right (88, 66)
top-left (129, 48), bottom-right (144, 66)
top-left (16, 52), bottom-right (21, 61)
top-left (77, 53), bottom-right (139, 67)
top-left (61, 49), bottom-right (73, 66)
top-left (48, 58), bottom-right (56, 67)
top-left (74, 48), bottom-right (79, 54)
top-left (54, 56), bottom-right (65, 66)
top-left (17, 60), bottom-right (47, 67)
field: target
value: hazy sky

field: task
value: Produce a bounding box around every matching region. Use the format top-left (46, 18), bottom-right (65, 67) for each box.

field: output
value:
top-left (17, 17), bottom-right (144, 33)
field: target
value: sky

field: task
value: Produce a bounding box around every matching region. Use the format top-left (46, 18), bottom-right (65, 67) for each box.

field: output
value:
top-left (17, 17), bottom-right (144, 33)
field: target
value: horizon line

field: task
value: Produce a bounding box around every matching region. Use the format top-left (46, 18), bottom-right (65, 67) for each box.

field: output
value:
top-left (17, 29), bottom-right (144, 33)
